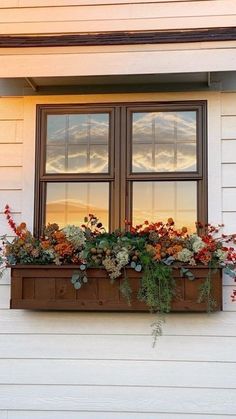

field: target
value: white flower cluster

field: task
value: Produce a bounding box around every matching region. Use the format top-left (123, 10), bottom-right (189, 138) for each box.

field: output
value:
top-left (116, 248), bottom-right (129, 267)
top-left (191, 234), bottom-right (206, 253)
top-left (102, 257), bottom-right (121, 280)
top-left (215, 248), bottom-right (228, 262)
top-left (62, 225), bottom-right (86, 248)
top-left (103, 248), bottom-right (129, 280)
top-left (177, 248), bottom-right (193, 263)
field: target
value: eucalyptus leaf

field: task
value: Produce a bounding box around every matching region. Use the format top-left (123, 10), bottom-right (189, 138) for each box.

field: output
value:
top-left (163, 256), bottom-right (175, 266)
top-left (180, 267), bottom-right (195, 280)
top-left (80, 264), bottom-right (86, 271)
top-left (71, 272), bottom-right (80, 283)
top-left (224, 265), bottom-right (236, 278)
top-left (74, 281), bottom-right (82, 289)
top-left (130, 261), bottom-right (136, 269)
top-left (135, 264), bottom-right (142, 272)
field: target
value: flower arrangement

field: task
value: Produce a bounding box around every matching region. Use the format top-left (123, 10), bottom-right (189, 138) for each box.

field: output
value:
top-left (1, 205), bottom-right (236, 316)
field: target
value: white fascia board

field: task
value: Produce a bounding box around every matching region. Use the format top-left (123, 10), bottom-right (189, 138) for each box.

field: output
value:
top-left (1, 45), bottom-right (236, 78)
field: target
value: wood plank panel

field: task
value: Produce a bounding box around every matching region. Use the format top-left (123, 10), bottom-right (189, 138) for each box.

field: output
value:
top-left (222, 140), bottom-right (236, 162)
top-left (222, 164), bottom-right (236, 187)
top-left (0, 144), bottom-right (22, 166)
top-left (6, 412), bottom-right (236, 419)
top-left (0, 121), bottom-right (23, 143)
top-left (223, 188), bottom-right (236, 211)
top-left (1, 1), bottom-right (236, 23)
top-left (0, 99), bottom-right (23, 120)
top-left (222, 116), bottom-right (236, 139)
top-left (0, 310), bottom-right (235, 336)
top-left (0, 359), bottom-right (235, 387)
top-left (0, 167), bottom-right (22, 189)
top-left (0, 385), bottom-right (236, 414)
top-left (0, 334), bottom-right (236, 361)
top-left (1, 15), bottom-right (236, 35)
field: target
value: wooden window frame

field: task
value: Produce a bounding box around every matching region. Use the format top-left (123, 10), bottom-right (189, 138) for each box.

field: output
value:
top-left (34, 101), bottom-right (207, 235)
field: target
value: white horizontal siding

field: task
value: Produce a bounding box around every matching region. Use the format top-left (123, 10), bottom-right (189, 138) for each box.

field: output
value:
top-left (1, 15), bottom-right (236, 35)
top-left (222, 164), bottom-right (236, 187)
top-left (6, 413), bottom-right (236, 419)
top-left (0, 310), bottom-right (235, 335)
top-left (1, 1), bottom-right (236, 22)
top-left (0, 0), bottom-right (215, 7)
top-left (0, 167), bottom-right (22, 189)
top-left (1, 334), bottom-right (236, 361)
top-left (0, 144), bottom-right (22, 166)
top-left (0, 0), bottom-right (235, 34)
top-left (222, 116), bottom-right (236, 139)
top-left (223, 188), bottom-right (236, 209)
top-left (0, 286), bottom-right (10, 309)
top-left (0, 121), bottom-right (23, 143)
top-left (1, 359), bottom-right (235, 388)
top-left (0, 385), bottom-right (236, 414)
top-left (0, 190), bottom-right (22, 213)
top-left (0, 99), bottom-right (24, 120)
top-left (222, 140), bottom-right (236, 162)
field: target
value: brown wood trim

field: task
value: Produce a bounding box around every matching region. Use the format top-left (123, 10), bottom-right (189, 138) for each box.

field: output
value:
top-left (1, 27), bottom-right (236, 48)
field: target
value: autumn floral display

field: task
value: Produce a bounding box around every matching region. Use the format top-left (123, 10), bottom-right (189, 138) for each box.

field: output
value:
top-left (1, 205), bottom-right (236, 315)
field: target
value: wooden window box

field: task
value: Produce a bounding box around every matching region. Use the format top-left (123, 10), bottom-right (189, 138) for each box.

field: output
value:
top-left (10, 265), bottom-right (222, 311)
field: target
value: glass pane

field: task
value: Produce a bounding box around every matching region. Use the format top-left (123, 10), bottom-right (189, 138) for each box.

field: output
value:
top-left (46, 182), bottom-right (109, 230)
top-left (46, 113), bottom-right (109, 173)
top-left (132, 181), bottom-right (197, 232)
top-left (132, 111), bottom-right (197, 172)
top-left (46, 146), bottom-right (66, 173)
top-left (47, 115), bottom-right (67, 145)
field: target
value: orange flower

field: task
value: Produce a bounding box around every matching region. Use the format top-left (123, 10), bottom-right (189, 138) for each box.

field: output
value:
top-left (54, 242), bottom-right (73, 256)
top-left (41, 240), bottom-right (50, 249)
top-left (53, 231), bottom-right (66, 242)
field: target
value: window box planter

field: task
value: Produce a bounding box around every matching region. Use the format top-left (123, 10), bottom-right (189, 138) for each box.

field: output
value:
top-left (10, 265), bottom-right (222, 311)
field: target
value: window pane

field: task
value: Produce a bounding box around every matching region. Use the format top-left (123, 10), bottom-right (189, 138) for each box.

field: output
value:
top-left (46, 113), bottom-right (109, 173)
top-left (132, 181), bottom-right (197, 232)
top-left (46, 182), bottom-right (109, 230)
top-left (132, 111), bottom-right (197, 172)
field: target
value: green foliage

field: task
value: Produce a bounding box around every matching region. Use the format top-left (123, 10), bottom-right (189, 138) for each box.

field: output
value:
top-left (138, 262), bottom-right (175, 313)
top-left (197, 268), bottom-right (217, 312)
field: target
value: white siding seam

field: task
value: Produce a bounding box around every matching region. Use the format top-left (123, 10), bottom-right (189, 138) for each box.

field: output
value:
top-left (0, 383), bottom-right (235, 389)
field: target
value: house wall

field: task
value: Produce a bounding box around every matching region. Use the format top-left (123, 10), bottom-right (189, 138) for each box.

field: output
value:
top-left (0, 0), bottom-right (235, 34)
top-left (0, 91), bottom-right (236, 418)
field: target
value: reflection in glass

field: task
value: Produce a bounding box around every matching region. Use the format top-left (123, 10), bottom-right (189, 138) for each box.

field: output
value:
top-left (46, 113), bottom-right (109, 173)
top-left (132, 181), bottom-right (197, 232)
top-left (46, 182), bottom-right (109, 230)
top-left (132, 111), bottom-right (197, 172)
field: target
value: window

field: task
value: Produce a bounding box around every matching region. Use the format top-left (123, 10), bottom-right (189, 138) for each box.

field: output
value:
top-left (35, 102), bottom-right (207, 234)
